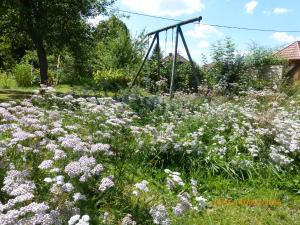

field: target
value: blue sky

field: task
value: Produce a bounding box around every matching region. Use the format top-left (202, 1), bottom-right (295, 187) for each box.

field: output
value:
top-left (91, 0), bottom-right (300, 63)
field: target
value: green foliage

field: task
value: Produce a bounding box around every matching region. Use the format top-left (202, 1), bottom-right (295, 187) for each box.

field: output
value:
top-left (93, 16), bottom-right (143, 72)
top-left (142, 50), bottom-right (203, 93)
top-left (0, 70), bottom-right (16, 89)
top-left (0, 0), bottom-right (115, 83)
top-left (12, 63), bottom-right (34, 87)
top-left (93, 69), bottom-right (130, 91)
top-left (0, 36), bottom-right (15, 71)
top-left (209, 38), bottom-right (246, 93)
top-left (206, 38), bottom-right (288, 93)
top-left (91, 16), bottom-right (143, 90)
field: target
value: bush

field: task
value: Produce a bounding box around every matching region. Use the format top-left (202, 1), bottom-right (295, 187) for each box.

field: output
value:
top-left (93, 69), bottom-right (130, 91)
top-left (12, 63), bottom-right (34, 87)
top-left (0, 71), bottom-right (16, 89)
top-left (206, 39), bottom-right (288, 94)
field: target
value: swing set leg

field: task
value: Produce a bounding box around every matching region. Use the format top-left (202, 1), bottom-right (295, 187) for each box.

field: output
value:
top-left (169, 26), bottom-right (179, 97)
top-left (178, 27), bottom-right (201, 89)
top-left (130, 33), bottom-right (158, 88)
top-left (157, 35), bottom-right (160, 80)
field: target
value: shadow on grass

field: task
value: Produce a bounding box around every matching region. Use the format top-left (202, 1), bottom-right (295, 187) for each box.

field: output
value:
top-left (0, 89), bottom-right (33, 102)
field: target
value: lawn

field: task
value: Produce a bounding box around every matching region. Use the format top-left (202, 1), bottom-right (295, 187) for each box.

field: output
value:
top-left (0, 87), bottom-right (299, 225)
top-left (0, 85), bottom-right (118, 103)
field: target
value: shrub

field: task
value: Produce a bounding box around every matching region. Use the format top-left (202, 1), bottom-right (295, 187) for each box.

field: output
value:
top-left (0, 71), bottom-right (16, 89)
top-left (93, 69), bottom-right (130, 91)
top-left (12, 63), bottom-right (34, 87)
top-left (207, 39), bottom-right (288, 94)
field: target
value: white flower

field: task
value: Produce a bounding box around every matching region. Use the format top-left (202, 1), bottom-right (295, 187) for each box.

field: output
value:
top-left (91, 164), bottom-right (104, 175)
top-left (53, 149), bottom-right (67, 160)
top-left (99, 176), bottom-right (114, 192)
top-left (63, 183), bottom-right (74, 192)
top-left (55, 175), bottom-right (65, 185)
top-left (73, 193), bottom-right (87, 202)
top-left (50, 168), bottom-right (61, 173)
top-left (90, 143), bottom-right (111, 154)
top-left (165, 169), bottom-right (184, 189)
top-left (133, 180), bottom-right (149, 195)
top-left (173, 193), bottom-right (191, 216)
top-left (44, 177), bottom-right (53, 183)
top-left (68, 215), bottom-right (81, 225)
top-left (121, 214), bottom-right (136, 225)
top-left (64, 156), bottom-right (98, 181)
top-left (38, 160), bottom-right (53, 170)
top-left (150, 204), bottom-right (170, 225)
top-left (195, 196), bottom-right (207, 209)
top-left (82, 215), bottom-right (90, 221)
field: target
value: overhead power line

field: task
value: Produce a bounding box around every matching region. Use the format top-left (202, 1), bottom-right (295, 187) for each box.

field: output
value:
top-left (112, 8), bottom-right (300, 33)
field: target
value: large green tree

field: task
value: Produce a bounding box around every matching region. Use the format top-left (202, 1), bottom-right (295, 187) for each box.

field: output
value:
top-left (93, 16), bottom-right (143, 72)
top-left (0, 0), bottom-right (114, 84)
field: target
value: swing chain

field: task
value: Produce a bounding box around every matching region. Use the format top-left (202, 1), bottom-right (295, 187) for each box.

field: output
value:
top-left (164, 30), bottom-right (168, 56)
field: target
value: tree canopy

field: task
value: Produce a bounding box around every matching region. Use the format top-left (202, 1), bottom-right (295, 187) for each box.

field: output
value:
top-left (0, 0), bottom-right (115, 84)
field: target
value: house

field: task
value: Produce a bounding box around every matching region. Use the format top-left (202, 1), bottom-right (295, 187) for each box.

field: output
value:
top-left (276, 41), bottom-right (300, 81)
top-left (162, 53), bottom-right (189, 64)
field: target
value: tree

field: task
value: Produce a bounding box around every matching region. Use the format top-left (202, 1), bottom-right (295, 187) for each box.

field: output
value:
top-left (210, 38), bottom-right (245, 92)
top-left (93, 16), bottom-right (142, 72)
top-left (0, 0), bottom-right (114, 84)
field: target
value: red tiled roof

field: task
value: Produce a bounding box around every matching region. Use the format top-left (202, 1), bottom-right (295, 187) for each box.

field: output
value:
top-left (276, 41), bottom-right (300, 60)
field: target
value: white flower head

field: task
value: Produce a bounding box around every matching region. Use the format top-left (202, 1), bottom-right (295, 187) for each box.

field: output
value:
top-left (38, 160), bottom-right (53, 170)
top-left (99, 176), bottom-right (114, 192)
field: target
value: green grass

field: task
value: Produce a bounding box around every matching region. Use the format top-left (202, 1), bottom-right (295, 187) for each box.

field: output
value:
top-left (174, 186), bottom-right (299, 225)
top-left (0, 85), bottom-right (119, 102)
top-left (0, 89), bottom-right (36, 102)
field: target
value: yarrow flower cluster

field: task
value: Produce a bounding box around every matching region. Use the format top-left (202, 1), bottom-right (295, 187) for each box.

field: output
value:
top-left (99, 176), bottom-right (114, 192)
top-left (150, 204), bottom-right (170, 225)
top-left (132, 180), bottom-right (149, 196)
top-left (1, 88), bottom-right (299, 224)
top-left (0, 169), bottom-right (57, 225)
top-left (173, 192), bottom-right (192, 216)
top-left (68, 214), bottom-right (90, 225)
top-left (121, 214), bottom-right (137, 225)
top-left (164, 169), bottom-right (185, 189)
top-left (0, 92), bottom-right (137, 224)
top-left (64, 156), bottom-right (104, 182)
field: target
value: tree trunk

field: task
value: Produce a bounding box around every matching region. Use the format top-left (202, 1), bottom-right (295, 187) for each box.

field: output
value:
top-left (33, 37), bottom-right (48, 85)
top-left (20, 0), bottom-right (49, 85)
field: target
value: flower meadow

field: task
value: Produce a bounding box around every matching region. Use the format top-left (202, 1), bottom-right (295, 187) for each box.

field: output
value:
top-left (0, 88), bottom-right (300, 224)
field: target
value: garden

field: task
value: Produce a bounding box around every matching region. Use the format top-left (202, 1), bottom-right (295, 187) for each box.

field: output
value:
top-left (1, 1), bottom-right (300, 224)
top-left (1, 86), bottom-right (300, 224)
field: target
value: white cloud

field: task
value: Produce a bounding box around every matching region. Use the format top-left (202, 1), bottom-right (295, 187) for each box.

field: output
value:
top-left (271, 32), bottom-right (300, 43)
top-left (121, 0), bottom-right (204, 17)
top-left (273, 8), bottom-right (290, 14)
top-left (186, 24), bottom-right (222, 39)
top-left (185, 24), bottom-right (221, 57)
top-left (245, 1), bottom-right (258, 14)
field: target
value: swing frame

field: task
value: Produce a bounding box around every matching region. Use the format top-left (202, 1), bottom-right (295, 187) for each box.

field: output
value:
top-left (130, 16), bottom-right (202, 96)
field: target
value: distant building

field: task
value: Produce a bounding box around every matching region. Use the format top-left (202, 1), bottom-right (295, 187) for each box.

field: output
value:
top-left (276, 41), bottom-right (300, 81)
top-left (163, 53), bottom-right (189, 64)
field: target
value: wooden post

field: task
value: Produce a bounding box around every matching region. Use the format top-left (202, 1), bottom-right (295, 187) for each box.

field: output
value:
top-left (130, 33), bottom-right (158, 88)
top-left (169, 26), bottom-right (179, 97)
top-left (178, 27), bottom-right (201, 87)
top-left (157, 34), bottom-right (160, 80)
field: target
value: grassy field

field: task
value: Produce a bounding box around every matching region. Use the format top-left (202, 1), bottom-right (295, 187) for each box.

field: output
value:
top-left (0, 85), bottom-right (118, 102)
top-left (0, 87), bottom-right (299, 224)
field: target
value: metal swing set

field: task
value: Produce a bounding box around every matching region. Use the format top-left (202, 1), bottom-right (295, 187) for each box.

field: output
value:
top-left (130, 16), bottom-right (202, 96)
